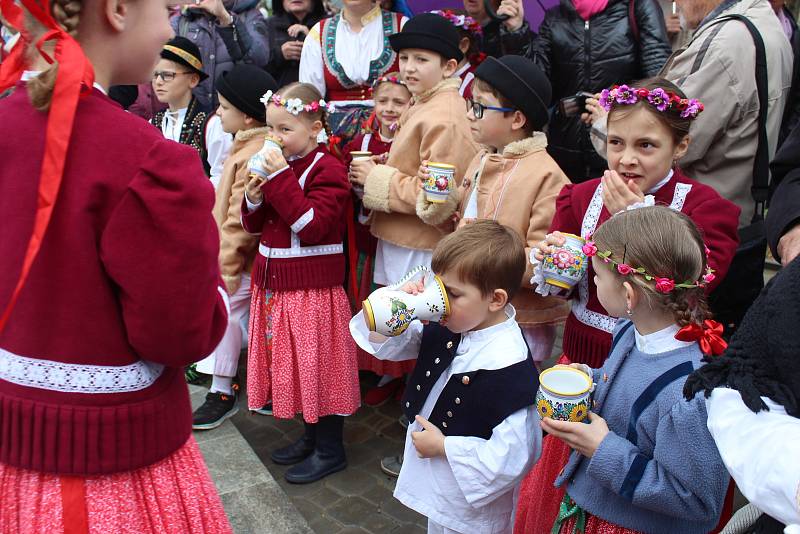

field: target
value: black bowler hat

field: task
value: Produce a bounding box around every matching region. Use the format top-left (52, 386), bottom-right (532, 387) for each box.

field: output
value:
top-left (215, 66), bottom-right (277, 123)
top-left (161, 36), bottom-right (208, 81)
top-left (388, 13), bottom-right (463, 62)
top-left (474, 55), bottom-right (552, 131)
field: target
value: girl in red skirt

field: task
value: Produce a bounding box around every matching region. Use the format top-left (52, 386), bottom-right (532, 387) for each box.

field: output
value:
top-left (0, 0), bottom-right (232, 532)
top-left (243, 82), bottom-right (360, 484)
top-left (514, 79), bottom-right (740, 533)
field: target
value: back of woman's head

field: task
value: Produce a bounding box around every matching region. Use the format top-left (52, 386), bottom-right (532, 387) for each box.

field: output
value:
top-left (591, 206), bottom-right (712, 327)
top-left (606, 77), bottom-right (695, 146)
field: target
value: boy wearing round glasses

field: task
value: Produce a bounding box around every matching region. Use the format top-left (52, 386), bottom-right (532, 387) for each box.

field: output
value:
top-left (151, 37), bottom-right (231, 187)
top-left (427, 55), bottom-right (571, 369)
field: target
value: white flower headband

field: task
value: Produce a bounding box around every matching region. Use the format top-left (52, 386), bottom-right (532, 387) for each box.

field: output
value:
top-left (260, 90), bottom-right (336, 115)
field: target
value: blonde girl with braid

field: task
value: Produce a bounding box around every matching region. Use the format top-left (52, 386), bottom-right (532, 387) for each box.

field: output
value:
top-left (0, 0), bottom-right (233, 532)
top-left (241, 82), bottom-right (360, 484)
top-left (534, 206), bottom-right (732, 534)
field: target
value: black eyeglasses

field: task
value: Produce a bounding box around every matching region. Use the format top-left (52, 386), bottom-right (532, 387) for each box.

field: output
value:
top-left (466, 98), bottom-right (515, 119)
top-left (152, 71), bottom-right (193, 82)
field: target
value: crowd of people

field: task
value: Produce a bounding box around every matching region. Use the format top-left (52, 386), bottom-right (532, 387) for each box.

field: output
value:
top-left (1, 0), bottom-right (800, 533)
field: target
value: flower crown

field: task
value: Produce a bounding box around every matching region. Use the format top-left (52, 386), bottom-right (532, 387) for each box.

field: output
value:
top-left (371, 75), bottom-right (407, 91)
top-left (599, 85), bottom-right (704, 119)
top-left (429, 9), bottom-right (483, 36)
top-left (259, 90), bottom-right (336, 116)
top-left (582, 240), bottom-right (715, 294)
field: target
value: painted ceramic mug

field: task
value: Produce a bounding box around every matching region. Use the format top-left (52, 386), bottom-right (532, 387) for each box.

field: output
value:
top-left (541, 233), bottom-right (588, 290)
top-left (247, 136), bottom-right (284, 180)
top-left (350, 151), bottom-right (372, 198)
top-left (362, 266), bottom-right (450, 337)
top-left (424, 162), bottom-right (456, 203)
top-left (535, 365), bottom-right (592, 422)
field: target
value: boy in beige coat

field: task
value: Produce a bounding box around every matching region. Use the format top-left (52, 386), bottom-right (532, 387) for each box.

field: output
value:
top-left (423, 55), bottom-right (569, 367)
top-left (349, 13), bottom-right (479, 286)
top-left (192, 68), bottom-right (277, 429)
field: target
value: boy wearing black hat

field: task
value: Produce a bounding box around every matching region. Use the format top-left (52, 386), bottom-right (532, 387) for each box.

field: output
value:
top-left (431, 55), bottom-right (570, 369)
top-left (349, 12), bottom-right (479, 289)
top-left (151, 36), bottom-right (231, 187)
top-left (192, 65), bottom-right (278, 430)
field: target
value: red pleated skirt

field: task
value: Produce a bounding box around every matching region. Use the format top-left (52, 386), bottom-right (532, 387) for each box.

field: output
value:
top-left (0, 436), bottom-right (231, 534)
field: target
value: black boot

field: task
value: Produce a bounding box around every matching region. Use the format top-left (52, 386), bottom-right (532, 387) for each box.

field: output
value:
top-left (285, 415), bottom-right (347, 484)
top-left (271, 421), bottom-right (316, 465)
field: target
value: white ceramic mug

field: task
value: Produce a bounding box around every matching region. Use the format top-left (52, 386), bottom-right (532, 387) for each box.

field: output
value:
top-left (535, 365), bottom-right (593, 422)
top-left (247, 136), bottom-right (284, 180)
top-left (362, 266), bottom-right (450, 336)
top-left (350, 151), bottom-right (372, 198)
top-left (540, 233), bottom-right (589, 290)
top-left (424, 162), bottom-right (456, 203)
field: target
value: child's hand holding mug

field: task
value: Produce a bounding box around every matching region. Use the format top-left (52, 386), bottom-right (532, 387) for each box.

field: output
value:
top-left (540, 412), bottom-right (609, 458)
top-left (533, 231), bottom-right (567, 262)
top-left (417, 160), bottom-right (431, 184)
top-left (245, 174), bottom-right (266, 205)
top-left (350, 157), bottom-right (375, 186)
top-left (260, 148), bottom-right (288, 176)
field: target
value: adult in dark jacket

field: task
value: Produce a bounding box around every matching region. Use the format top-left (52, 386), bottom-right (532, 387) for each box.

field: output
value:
top-left (767, 122), bottom-right (800, 267)
top-left (771, 0), bottom-right (800, 147)
top-left (462, 0), bottom-right (535, 57)
top-left (172, 0), bottom-right (269, 108)
top-left (528, 0), bottom-right (671, 183)
top-left (265, 0), bottom-right (326, 87)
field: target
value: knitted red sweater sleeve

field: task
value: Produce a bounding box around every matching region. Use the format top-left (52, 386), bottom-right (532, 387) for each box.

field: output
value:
top-left (262, 156), bottom-right (350, 244)
top-left (99, 139), bottom-right (228, 366)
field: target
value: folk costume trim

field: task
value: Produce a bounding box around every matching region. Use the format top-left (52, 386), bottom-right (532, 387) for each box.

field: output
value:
top-left (320, 10), bottom-right (399, 90)
top-left (151, 97), bottom-right (211, 173)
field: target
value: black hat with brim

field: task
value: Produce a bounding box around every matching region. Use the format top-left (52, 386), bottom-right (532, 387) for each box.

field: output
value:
top-left (216, 66), bottom-right (278, 123)
top-left (388, 13), bottom-right (463, 62)
top-left (474, 55), bottom-right (552, 130)
top-left (161, 36), bottom-right (209, 81)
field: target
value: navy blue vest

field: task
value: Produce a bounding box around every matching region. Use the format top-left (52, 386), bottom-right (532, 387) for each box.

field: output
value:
top-left (401, 323), bottom-right (539, 440)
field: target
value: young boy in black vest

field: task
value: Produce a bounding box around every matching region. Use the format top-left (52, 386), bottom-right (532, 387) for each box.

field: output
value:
top-left (349, 220), bottom-right (541, 533)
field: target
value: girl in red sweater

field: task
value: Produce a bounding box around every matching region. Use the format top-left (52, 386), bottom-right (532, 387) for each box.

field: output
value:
top-left (243, 82), bottom-right (360, 484)
top-left (0, 0), bottom-right (230, 532)
top-left (514, 78), bottom-right (740, 533)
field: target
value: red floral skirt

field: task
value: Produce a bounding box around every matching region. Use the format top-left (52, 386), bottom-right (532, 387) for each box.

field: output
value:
top-left (247, 286), bottom-right (361, 422)
top-left (0, 436), bottom-right (231, 534)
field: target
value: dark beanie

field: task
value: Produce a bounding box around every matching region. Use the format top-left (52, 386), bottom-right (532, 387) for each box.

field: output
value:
top-left (388, 13), bottom-right (463, 61)
top-left (215, 66), bottom-right (277, 123)
top-left (474, 55), bottom-right (552, 130)
top-left (161, 36), bottom-right (208, 80)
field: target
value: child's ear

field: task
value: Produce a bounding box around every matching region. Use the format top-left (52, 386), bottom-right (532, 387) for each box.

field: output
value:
top-left (189, 74), bottom-right (200, 89)
top-left (673, 134), bottom-right (690, 161)
top-left (442, 58), bottom-right (459, 78)
top-left (310, 119), bottom-right (323, 136)
top-left (458, 36), bottom-right (471, 55)
top-left (243, 114), bottom-right (256, 127)
top-left (489, 288), bottom-right (509, 312)
top-left (511, 110), bottom-right (528, 132)
top-left (622, 281), bottom-right (638, 313)
top-left (103, 0), bottom-right (130, 32)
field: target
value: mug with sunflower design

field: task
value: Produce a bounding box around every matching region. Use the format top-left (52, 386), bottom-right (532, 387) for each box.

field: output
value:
top-left (362, 266), bottom-right (450, 337)
top-left (535, 365), bottom-right (593, 422)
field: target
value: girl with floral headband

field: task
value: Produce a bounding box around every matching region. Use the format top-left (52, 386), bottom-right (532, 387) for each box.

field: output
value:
top-left (543, 206), bottom-right (730, 534)
top-left (431, 8), bottom-right (485, 99)
top-left (340, 73), bottom-right (415, 401)
top-left (515, 77), bottom-right (740, 534)
top-left (242, 82), bottom-right (360, 484)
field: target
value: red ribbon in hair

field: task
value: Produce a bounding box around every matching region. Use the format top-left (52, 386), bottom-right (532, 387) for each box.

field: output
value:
top-left (0, 0), bottom-right (94, 333)
top-left (675, 320), bottom-right (728, 356)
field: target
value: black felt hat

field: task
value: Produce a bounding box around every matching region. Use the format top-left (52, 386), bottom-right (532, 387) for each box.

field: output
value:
top-left (388, 13), bottom-right (463, 61)
top-left (215, 66), bottom-right (278, 123)
top-left (474, 55), bottom-right (552, 130)
top-left (161, 36), bottom-right (208, 81)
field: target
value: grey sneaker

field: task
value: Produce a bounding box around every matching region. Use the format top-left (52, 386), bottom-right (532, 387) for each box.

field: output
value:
top-left (380, 454), bottom-right (403, 478)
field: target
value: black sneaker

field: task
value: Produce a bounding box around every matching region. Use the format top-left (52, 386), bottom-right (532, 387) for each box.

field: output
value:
top-left (192, 391), bottom-right (239, 430)
top-left (252, 402), bottom-right (273, 416)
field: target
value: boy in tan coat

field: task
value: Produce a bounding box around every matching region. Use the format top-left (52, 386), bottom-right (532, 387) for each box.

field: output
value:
top-left (423, 55), bottom-right (569, 367)
top-left (192, 67), bottom-right (277, 429)
top-left (349, 13), bottom-right (478, 286)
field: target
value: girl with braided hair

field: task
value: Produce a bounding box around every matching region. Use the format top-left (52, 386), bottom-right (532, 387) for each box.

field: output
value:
top-left (540, 206), bottom-right (730, 534)
top-left (0, 0), bottom-right (232, 532)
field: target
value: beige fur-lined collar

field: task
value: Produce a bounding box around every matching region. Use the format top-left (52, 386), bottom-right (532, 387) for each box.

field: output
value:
top-left (234, 126), bottom-right (270, 144)
top-left (502, 132), bottom-right (548, 157)
top-left (413, 78), bottom-right (461, 104)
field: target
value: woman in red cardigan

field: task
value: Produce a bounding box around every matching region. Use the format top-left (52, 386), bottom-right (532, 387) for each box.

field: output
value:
top-left (0, 0), bottom-right (230, 532)
top-left (514, 79), bottom-right (740, 534)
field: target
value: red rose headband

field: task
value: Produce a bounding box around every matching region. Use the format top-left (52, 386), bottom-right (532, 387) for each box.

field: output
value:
top-left (581, 240), bottom-right (716, 294)
top-left (599, 85), bottom-right (704, 120)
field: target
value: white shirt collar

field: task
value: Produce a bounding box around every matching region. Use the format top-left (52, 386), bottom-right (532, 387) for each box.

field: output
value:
top-left (647, 169), bottom-right (673, 194)
top-left (20, 70), bottom-right (107, 95)
top-left (634, 323), bottom-right (694, 354)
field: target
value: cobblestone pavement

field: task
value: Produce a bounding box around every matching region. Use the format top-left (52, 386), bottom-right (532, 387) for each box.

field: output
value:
top-left (219, 326), bottom-right (564, 533)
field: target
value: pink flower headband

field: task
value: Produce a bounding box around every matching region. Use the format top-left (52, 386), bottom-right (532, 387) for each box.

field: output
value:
top-left (371, 75), bottom-right (407, 91)
top-left (581, 240), bottom-right (715, 294)
top-left (429, 9), bottom-right (483, 36)
top-left (260, 90), bottom-right (336, 116)
top-left (599, 85), bottom-right (704, 120)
